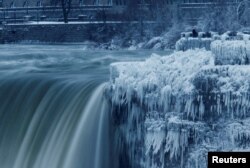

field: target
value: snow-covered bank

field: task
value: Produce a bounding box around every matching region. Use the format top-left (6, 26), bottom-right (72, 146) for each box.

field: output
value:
top-left (107, 45), bottom-right (250, 167)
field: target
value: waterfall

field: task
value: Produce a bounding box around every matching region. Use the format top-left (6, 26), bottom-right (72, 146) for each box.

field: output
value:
top-left (0, 44), bottom-right (165, 168)
top-left (63, 83), bottom-right (111, 168)
top-left (0, 75), bottom-right (110, 168)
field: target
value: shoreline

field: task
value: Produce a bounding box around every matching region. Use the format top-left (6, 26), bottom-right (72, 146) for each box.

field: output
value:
top-left (0, 22), bottom-right (176, 50)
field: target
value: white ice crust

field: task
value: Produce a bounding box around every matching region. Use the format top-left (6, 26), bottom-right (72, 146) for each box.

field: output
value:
top-left (109, 41), bottom-right (250, 168)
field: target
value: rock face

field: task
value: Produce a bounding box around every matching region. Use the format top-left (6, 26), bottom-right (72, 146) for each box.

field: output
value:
top-left (107, 43), bottom-right (250, 168)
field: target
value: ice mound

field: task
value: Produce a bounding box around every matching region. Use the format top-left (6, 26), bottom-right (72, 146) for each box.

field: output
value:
top-left (211, 40), bottom-right (250, 65)
top-left (108, 47), bottom-right (250, 168)
top-left (176, 38), bottom-right (212, 51)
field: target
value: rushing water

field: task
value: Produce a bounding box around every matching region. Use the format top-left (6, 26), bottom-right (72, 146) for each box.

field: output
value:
top-left (0, 44), bottom-right (169, 168)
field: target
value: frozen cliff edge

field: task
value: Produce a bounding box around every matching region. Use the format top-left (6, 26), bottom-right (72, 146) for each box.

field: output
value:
top-left (107, 48), bottom-right (250, 168)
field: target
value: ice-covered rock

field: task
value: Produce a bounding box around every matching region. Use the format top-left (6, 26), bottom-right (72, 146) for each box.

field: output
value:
top-left (181, 32), bottom-right (193, 38)
top-left (211, 40), bottom-right (250, 65)
top-left (110, 50), bottom-right (214, 116)
top-left (145, 112), bottom-right (166, 168)
top-left (227, 118), bottom-right (250, 148)
top-left (193, 66), bottom-right (250, 119)
top-left (176, 38), bottom-right (212, 51)
top-left (176, 31), bottom-right (250, 52)
top-left (108, 47), bottom-right (250, 168)
top-left (237, 32), bottom-right (250, 41)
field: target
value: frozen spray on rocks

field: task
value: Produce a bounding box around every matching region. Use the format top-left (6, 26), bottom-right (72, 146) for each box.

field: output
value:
top-left (107, 37), bottom-right (250, 168)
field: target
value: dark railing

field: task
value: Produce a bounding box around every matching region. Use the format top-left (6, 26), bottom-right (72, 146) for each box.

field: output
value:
top-left (0, 5), bottom-right (117, 23)
top-left (178, 2), bottom-right (240, 9)
top-left (0, 2), bottom-right (248, 24)
top-left (0, 5), bottom-right (113, 12)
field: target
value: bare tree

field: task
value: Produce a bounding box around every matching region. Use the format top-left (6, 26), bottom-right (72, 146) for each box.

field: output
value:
top-left (198, 1), bottom-right (241, 33)
top-left (237, 0), bottom-right (250, 26)
top-left (51, 0), bottom-right (72, 23)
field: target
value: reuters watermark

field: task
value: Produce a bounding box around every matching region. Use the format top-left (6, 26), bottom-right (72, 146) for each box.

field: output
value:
top-left (208, 152), bottom-right (250, 168)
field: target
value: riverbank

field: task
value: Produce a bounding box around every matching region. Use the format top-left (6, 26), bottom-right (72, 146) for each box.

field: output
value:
top-left (0, 21), bottom-right (183, 50)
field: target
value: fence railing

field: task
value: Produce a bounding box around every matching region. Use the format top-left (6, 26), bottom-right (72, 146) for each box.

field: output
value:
top-left (0, 2), bottom-right (249, 24)
top-left (0, 5), bottom-right (118, 23)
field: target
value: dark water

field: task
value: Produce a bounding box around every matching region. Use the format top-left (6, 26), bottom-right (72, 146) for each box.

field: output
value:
top-left (0, 44), bottom-right (170, 168)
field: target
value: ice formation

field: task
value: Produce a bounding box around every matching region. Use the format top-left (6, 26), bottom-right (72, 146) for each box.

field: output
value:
top-left (227, 118), bottom-right (250, 148)
top-left (211, 40), bottom-right (250, 65)
top-left (176, 31), bottom-right (250, 52)
top-left (108, 41), bottom-right (250, 168)
top-left (175, 38), bottom-right (212, 51)
top-left (110, 49), bottom-right (214, 118)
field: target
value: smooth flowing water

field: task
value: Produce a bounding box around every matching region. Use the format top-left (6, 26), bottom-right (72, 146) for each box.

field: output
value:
top-left (0, 44), bottom-right (169, 168)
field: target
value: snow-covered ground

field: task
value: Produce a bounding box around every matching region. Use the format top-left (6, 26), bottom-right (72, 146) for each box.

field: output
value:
top-left (108, 40), bottom-right (250, 168)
